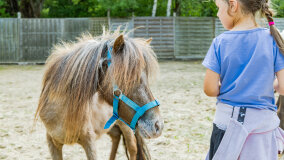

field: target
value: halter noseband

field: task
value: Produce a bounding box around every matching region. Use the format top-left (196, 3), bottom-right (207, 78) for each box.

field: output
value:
top-left (103, 45), bottom-right (160, 131)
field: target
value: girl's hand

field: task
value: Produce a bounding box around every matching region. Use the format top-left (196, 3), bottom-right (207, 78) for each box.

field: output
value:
top-left (274, 78), bottom-right (278, 93)
top-left (203, 69), bottom-right (220, 97)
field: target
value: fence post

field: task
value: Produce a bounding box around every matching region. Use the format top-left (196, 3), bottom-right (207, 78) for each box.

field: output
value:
top-left (107, 9), bottom-right (111, 29)
top-left (131, 12), bottom-right (135, 37)
top-left (173, 12), bottom-right (176, 59)
top-left (17, 12), bottom-right (23, 62)
top-left (61, 19), bottom-right (65, 40)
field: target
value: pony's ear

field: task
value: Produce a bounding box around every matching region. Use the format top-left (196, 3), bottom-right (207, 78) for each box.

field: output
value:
top-left (146, 38), bottom-right (152, 44)
top-left (113, 35), bottom-right (125, 54)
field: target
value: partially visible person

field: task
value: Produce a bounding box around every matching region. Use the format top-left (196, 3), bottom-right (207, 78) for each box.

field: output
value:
top-left (203, 0), bottom-right (284, 159)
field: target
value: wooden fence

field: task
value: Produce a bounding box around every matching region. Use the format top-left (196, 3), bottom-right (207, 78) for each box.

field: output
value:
top-left (0, 19), bottom-right (19, 62)
top-left (1, 17), bottom-right (284, 63)
top-left (134, 17), bottom-right (174, 59)
top-left (175, 17), bottom-right (215, 59)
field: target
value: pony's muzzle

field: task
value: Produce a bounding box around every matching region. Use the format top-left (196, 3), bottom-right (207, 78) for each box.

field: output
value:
top-left (138, 114), bottom-right (164, 139)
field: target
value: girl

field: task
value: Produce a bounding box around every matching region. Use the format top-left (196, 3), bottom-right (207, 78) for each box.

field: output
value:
top-left (203, 0), bottom-right (284, 159)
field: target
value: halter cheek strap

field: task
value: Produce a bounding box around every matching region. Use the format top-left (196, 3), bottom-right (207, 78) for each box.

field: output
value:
top-left (103, 44), bottom-right (160, 131)
top-left (107, 46), bottom-right (112, 66)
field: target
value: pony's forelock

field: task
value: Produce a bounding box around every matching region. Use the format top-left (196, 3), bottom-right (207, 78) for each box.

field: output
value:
top-left (103, 35), bottom-right (159, 94)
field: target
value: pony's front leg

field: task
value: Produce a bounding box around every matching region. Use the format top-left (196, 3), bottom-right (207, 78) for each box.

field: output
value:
top-left (118, 122), bottom-right (137, 160)
top-left (78, 131), bottom-right (97, 160)
top-left (108, 125), bottom-right (122, 160)
top-left (46, 133), bottom-right (63, 160)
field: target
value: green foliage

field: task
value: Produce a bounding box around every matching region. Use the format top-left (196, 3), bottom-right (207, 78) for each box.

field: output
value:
top-left (0, 0), bottom-right (11, 17)
top-left (43, 0), bottom-right (107, 17)
top-left (0, 0), bottom-right (218, 18)
top-left (133, 0), bottom-right (154, 16)
top-left (179, 0), bottom-right (217, 17)
top-left (98, 0), bottom-right (138, 17)
top-left (133, 0), bottom-right (167, 17)
top-left (41, 0), bottom-right (169, 17)
top-left (40, 0), bottom-right (217, 17)
top-left (98, 0), bottom-right (216, 17)
top-left (272, 0), bottom-right (284, 17)
top-left (0, 0), bottom-right (282, 18)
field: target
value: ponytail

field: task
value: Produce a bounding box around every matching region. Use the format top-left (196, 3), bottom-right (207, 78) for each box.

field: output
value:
top-left (261, 1), bottom-right (284, 54)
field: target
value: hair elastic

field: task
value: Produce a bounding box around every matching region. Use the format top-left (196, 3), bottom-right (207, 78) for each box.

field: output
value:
top-left (269, 21), bottom-right (275, 26)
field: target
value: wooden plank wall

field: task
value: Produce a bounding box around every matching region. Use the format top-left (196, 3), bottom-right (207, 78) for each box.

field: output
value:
top-left (0, 19), bottom-right (19, 62)
top-left (1, 17), bottom-right (284, 63)
top-left (275, 18), bottom-right (284, 31)
top-left (175, 17), bottom-right (215, 59)
top-left (62, 18), bottom-right (90, 41)
top-left (89, 18), bottom-right (109, 36)
top-left (110, 18), bottom-right (133, 37)
top-left (2, 18), bottom-right (108, 62)
top-left (134, 17), bottom-right (174, 59)
top-left (21, 19), bottom-right (64, 62)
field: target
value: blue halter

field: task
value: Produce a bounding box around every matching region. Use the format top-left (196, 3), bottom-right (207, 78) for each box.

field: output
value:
top-left (103, 46), bottom-right (160, 131)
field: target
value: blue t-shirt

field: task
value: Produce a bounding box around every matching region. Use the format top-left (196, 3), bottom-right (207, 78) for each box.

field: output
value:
top-left (202, 28), bottom-right (284, 111)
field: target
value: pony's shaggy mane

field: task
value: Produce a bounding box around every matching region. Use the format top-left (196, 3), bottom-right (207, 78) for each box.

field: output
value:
top-left (35, 27), bottom-right (159, 144)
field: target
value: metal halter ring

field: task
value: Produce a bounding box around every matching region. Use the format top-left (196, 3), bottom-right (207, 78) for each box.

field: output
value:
top-left (113, 88), bottom-right (122, 99)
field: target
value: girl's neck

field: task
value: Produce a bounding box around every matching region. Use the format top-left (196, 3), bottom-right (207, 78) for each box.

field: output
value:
top-left (230, 14), bottom-right (259, 31)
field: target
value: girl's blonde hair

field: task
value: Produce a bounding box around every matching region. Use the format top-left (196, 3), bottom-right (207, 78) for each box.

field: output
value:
top-left (225, 0), bottom-right (284, 54)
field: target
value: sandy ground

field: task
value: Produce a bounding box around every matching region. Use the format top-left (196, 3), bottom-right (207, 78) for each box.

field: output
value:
top-left (0, 61), bottom-right (279, 160)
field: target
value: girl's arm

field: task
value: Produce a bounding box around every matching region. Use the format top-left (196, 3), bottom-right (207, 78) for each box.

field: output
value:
top-left (275, 69), bottom-right (284, 95)
top-left (203, 69), bottom-right (220, 97)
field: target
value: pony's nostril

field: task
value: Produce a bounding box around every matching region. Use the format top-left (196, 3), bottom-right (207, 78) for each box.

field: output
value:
top-left (155, 121), bottom-right (160, 133)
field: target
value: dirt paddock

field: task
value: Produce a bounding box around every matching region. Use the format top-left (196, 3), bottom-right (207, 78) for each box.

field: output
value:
top-left (0, 61), bottom-right (281, 160)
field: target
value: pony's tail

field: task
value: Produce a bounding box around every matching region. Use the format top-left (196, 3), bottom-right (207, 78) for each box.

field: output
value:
top-left (33, 84), bottom-right (49, 131)
top-left (261, 1), bottom-right (284, 54)
top-left (33, 56), bottom-right (59, 131)
top-left (32, 98), bottom-right (43, 132)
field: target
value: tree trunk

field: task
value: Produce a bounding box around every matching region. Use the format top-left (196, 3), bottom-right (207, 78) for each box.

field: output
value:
top-left (20, 0), bottom-right (44, 18)
top-left (167, 0), bottom-right (172, 17)
top-left (173, 0), bottom-right (181, 16)
top-left (152, 0), bottom-right (157, 17)
top-left (6, 0), bottom-right (19, 16)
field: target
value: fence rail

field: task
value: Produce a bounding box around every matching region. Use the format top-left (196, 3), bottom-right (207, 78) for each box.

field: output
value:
top-left (0, 17), bottom-right (284, 63)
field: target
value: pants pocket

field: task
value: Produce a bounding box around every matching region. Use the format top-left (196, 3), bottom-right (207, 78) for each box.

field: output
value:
top-left (209, 123), bottom-right (226, 160)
